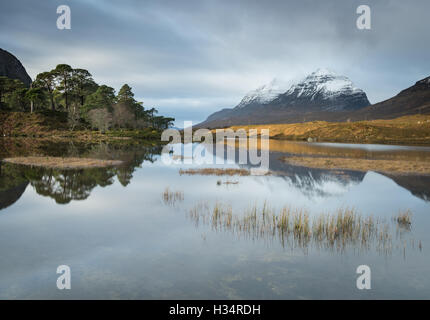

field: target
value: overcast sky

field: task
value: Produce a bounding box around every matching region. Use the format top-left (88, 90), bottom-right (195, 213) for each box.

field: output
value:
top-left (1, 0), bottom-right (429, 126)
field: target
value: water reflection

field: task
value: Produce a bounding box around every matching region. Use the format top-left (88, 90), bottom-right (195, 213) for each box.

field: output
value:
top-left (2, 138), bottom-right (430, 211)
top-left (0, 139), bottom-right (429, 298)
top-left (0, 141), bottom-right (163, 209)
top-left (198, 140), bottom-right (430, 201)
top-left (0, 162), bottom-right (29, 210)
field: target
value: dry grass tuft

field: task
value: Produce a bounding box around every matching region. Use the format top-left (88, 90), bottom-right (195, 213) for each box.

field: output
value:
top-left (162, 187), bottom-right (184, 205)
top-left (394, 210), bottom-right (412, 229)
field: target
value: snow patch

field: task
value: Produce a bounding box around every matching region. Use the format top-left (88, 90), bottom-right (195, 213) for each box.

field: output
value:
top-left (235, 78), bottom-right (291, 108)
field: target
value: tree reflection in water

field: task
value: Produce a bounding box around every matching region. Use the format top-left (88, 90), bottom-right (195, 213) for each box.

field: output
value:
top-left (0, 142), bottom-right (163, 208)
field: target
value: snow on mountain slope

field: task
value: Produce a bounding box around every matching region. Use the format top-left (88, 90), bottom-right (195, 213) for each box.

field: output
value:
top-left (234, 69), bottom-right (368, 111)
top-left (198, 68), bottom-right (371, 127)
top-left (235, 78), bottom-right (290, 109)
top-left (285, 68), bottom-right (363, 101)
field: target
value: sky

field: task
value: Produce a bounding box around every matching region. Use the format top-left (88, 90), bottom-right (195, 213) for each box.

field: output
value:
top-left (1, 0), bottom-right (429, 127)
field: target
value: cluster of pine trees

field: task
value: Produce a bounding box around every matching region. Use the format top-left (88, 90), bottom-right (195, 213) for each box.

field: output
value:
top-left (0, 64), bottom-right (174, 132)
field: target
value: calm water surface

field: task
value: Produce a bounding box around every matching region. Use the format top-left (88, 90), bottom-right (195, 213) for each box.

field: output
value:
top-left (0, 139), bottom-right (429, 299)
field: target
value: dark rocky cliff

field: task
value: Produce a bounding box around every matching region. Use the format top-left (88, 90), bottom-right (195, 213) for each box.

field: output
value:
top-left (0, 48), bottom-right (32, 87)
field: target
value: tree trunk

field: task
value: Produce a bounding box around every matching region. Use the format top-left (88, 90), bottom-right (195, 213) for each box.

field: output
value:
top-left (30, 100), bottom-right (34, 113)
top-left (64, 76), bottom-right (68, 111)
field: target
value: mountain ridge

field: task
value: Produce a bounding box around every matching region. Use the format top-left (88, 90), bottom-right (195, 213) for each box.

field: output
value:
top-left (0, 48), bottom-right (32, 87)
top-left (198, 70), bottom-right (430, 128)
top-left (198, 68), bottom-right (371, 128)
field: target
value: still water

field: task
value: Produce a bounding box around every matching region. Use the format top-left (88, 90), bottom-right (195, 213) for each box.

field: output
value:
top-left (0, 139), bottom-right (429, 299)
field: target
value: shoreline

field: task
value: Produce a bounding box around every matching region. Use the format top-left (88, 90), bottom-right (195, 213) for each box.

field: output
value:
top-left (209, 114), bottom-right (430, 146)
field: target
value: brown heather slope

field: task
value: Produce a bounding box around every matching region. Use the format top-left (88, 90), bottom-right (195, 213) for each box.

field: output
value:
top-left (354, 77), bottom-right (430, 120)
top-left (222, 115), bottom-right (430, 145)
top-left (0, 111), bottom-right (68, 136)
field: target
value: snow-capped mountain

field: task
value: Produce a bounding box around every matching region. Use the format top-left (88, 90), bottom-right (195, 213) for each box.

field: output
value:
top-left (235, 78), bottom-right (290, 109)
top-left (275, 68), bottom-right (370, 111)
top-left (198, 68), bottom-right (372, 127)
top-left (285, 68), bottom-right (363, 101)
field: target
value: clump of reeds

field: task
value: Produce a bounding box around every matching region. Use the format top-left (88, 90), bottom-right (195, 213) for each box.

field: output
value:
top-left (179, 168), bottom-right (250, 176)
top-left (187, 202), bottom-right (416, 255)
top-left (162, 187), bottom-right (184, 205)
top-left (394, 210), bottom-right (412, 230)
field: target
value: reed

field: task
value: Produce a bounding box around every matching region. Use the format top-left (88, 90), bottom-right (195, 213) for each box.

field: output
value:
top-left (162, 187), bottom-right (184, 205)
top-left (395, 210), bottom-right (412, 229)
top-left (188, 202), bottom-right (415, 254)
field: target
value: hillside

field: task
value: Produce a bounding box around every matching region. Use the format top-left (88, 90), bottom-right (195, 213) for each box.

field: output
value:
top-left (198, 69), bottom-right (371, 128)
top-left (353, 76), bottom-right (430, 120)
top-left (0, 111), bottom-right (162, 141)
top-left (0, 111), bottom-right (68, 136)
top-left (198, 72), bottom-right (430, 129)
top-left (0, 48), bottom-right (31, 87)
top-left (224, 115), bottom-right (430, 145)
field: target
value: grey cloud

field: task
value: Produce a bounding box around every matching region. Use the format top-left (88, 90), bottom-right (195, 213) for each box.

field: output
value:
top-left (1, 0), bottom-right (429, 125)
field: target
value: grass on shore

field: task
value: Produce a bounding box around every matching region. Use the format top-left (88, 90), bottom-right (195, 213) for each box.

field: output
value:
top-left (3, 156), bottom-right (123, 169)
top-left (223, 115), bottom-right (430, 145)
top-left (282, 156), bottom-right (430, 175)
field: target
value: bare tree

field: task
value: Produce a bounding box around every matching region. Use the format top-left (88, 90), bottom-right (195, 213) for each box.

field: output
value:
top-left (68, 102), bottom-right (81, 131)
top-left (112, 102), bottom-right (135, 129)
top-left (88, 108), bottom-right (112, 132)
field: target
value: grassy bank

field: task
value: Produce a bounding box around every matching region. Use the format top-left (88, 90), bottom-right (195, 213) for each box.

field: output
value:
top-left (0, 111), bottom-right (162, 141)
top-left (223, 115), bottom-right (430, 145)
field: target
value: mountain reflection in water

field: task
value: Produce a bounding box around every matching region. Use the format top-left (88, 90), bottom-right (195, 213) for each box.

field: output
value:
top-left (1, 139), bottom-right (430, 299)
top-left (1, 140), bottom-right (430, 211)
